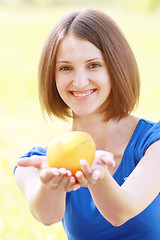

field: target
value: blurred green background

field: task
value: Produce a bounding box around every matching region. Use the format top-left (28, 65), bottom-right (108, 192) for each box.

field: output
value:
top-left (0, 0), bottom-right (160, 239)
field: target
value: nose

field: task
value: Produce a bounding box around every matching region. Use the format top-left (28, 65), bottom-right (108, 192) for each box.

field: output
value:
top-left (72, 70), bottom-right (89, 89)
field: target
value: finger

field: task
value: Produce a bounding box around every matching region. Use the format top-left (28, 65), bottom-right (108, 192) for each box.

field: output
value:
top-left (49, 174), bottom-right (76, 191)
top-left (79, 160), bottom-right (101, 184)
top-left (75, 171), bottom-right (88, 187)
top-left (17, 156), bottom-right (47, 168)
top-left (57, 168), bottom-right (72, 188)
top-left (40, 167), bottom-right (71, 184)
top-left (95, 150), bottom-right (115, 167)
top-left (52, 174), bottom-right (70, 191)
top-left (59, 168), bottom-right (68, 175)
top-left (80, 159), bottom-right (92, 174)
top-left (70, 183), bottom-right (81, 191)
top-left (79, 159), bottom-right (93, 183)
top-left (92, 170), bottom-right (101, 181)
top-left (48, 180), bottom-right (59, 189)
top-left (65, 176), bottom-right (76, 192)
top-left (40, 168), bottom-right (60, 183)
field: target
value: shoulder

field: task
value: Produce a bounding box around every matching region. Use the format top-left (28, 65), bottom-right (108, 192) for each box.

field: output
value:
top-left (136, 118), bottom-right (160, 133)
top-left (138, 119), bottom-right (160, 149)
top-left (131, 119), bottom-right (160, 162)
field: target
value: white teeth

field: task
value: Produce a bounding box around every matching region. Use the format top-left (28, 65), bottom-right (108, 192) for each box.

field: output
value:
top-left (73, 90), bottom-right (93, 97)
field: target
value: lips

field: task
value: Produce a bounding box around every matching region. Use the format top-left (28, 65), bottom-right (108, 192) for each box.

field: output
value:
top-left (71, 89), bottom-right (96, 97)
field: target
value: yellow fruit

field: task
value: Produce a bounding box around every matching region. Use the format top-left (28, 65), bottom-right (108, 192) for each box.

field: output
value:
top-left (47, 131), bottom-right (95, 176)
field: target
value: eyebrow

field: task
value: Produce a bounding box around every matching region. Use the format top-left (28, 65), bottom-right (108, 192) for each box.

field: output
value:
top-left (56, 60), bottom-right (71, 64)
top-left (56, 57), bottom-right (104, 64)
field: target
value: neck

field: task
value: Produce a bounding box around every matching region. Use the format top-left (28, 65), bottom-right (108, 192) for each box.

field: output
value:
top-left (71, 113), bottom-right (117, 150)
top-left (71, 114), bottom-right (139, 151)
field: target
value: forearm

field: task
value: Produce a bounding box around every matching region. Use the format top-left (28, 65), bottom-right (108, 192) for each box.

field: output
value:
top-left (15, 166), bottom-right (66, 225)
top-left (28, 182), bottom-right (66, 225)
top-left (88, 170), bottom-right (139, 226)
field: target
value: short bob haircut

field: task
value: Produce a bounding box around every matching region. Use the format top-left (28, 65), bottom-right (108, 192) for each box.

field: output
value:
top-left (38, 8), bottom-right (140, 121)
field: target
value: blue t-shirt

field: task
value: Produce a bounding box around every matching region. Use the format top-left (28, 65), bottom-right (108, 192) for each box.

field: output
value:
top-left (18, 119), bottom-right (160, 239)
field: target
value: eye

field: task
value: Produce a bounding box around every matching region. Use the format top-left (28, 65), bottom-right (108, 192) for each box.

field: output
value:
top-left (59, 66), bottom-right (72, 71)
top-left (88, 63), bottom-right (101, 69)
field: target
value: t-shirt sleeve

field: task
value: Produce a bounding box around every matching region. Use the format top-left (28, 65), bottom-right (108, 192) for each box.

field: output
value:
top-left (137, 121), bottom-right (160, 161)
top-left (20, 146), bottom-right (47, 158)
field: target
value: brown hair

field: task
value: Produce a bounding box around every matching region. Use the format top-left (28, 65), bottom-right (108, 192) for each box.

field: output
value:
top-left (38, 8), bottom-right (140, 120)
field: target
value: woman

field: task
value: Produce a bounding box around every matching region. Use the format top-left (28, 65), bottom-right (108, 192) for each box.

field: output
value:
top-left (14, 9), bottom-right (160, 240)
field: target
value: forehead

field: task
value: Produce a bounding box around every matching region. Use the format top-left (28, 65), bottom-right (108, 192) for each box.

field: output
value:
top-left (56, 34), bottom-right (104, 61)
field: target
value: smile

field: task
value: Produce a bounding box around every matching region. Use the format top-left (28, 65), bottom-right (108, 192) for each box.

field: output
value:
top-left (71, 89), bottom-right (96, 97)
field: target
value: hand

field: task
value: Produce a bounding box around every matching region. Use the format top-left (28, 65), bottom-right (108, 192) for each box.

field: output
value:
top-left (17, 155), bottom-right (48, 168)
top-left (75, 150), bottom-right (115, 187)
top-left (40, 167), bottom-right (80, 192)
top-left (17, 156), bottom-right (80, 192)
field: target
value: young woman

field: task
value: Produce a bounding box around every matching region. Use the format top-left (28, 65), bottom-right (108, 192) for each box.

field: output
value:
top-left (14, 9), bottom-right (160, 240)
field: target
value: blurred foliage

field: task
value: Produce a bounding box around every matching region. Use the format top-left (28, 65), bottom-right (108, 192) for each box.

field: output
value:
top-left (0, 1), bottom-right (160, 239)
top-left (0, 166), bottom-right (67, 240)
top-left (122, 0), bottom-right (160, 11)
top-left (0, 0), bottom-right (160, 11)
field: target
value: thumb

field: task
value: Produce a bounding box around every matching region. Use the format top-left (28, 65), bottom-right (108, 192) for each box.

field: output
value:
top-left (17, 155), bottom-right (48, 169)
top-left (95, 150), bottom-right (115, 167)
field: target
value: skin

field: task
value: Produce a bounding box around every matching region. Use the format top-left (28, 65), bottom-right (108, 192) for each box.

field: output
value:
top-left (55, 34), bottom-right (111, 117)
top-left (15, 34), bottom-right (160, 227)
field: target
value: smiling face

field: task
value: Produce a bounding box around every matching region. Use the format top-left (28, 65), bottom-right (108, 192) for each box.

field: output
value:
top-left (55, 34), bottom-right (111, 117)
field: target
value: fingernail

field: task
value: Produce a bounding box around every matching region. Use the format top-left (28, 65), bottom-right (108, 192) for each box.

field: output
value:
top-left (52, 168), bottom-right (60, 175)
top-left (79, 159), bottom-right (86, 165)
top-left (59, 168), bottom-right (67, 174)
top-left (67, 170), bottom-right (72, 176)
top-left (112, 161), bottom-right (116, 167)
top-left (92, 170), bottom-right (100, 180)
top-left (75, 171), bottom-right (82, 178)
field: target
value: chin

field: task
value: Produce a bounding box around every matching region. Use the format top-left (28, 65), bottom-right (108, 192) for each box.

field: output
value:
top-left (73, 109), bottom-right (96, 117)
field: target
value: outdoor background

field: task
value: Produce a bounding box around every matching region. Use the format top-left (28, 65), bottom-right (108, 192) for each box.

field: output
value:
top-left (0, 0), bottom-right (160, 239)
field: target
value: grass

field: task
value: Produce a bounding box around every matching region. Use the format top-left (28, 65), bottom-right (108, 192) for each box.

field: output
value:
top-left (0, 1), bottom-right (160, 239)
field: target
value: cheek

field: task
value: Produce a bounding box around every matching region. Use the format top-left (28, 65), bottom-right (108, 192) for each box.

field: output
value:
top-left (55, 75), bottom-right (63, 92)
top-left (56, 83), bottom-right (63, 97)
top-left (55, 80), bottom-right (62, 99)
top-left (55, 80), bottom-right (69, 103)
top-left (99, 75), bottom-right (111, 93)
top-left (56, 74), bottom-right (71, 94)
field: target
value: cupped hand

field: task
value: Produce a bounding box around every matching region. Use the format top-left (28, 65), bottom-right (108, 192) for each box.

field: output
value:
top-left (40, 167), bottom-right (80, 192)
top-left (75, 150), bottom-right (115, 187)
top-left (17, 155), bottom-right (80, 192)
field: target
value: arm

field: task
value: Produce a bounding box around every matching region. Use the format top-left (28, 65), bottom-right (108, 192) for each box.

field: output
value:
top-left (76, 141), bottom-right (160, 226)
top-left (15, 156), bottom-right (78, 225)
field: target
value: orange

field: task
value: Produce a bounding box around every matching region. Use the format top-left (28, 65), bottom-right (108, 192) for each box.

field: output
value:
top-left (47, 131), bottom-right (95, 176)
